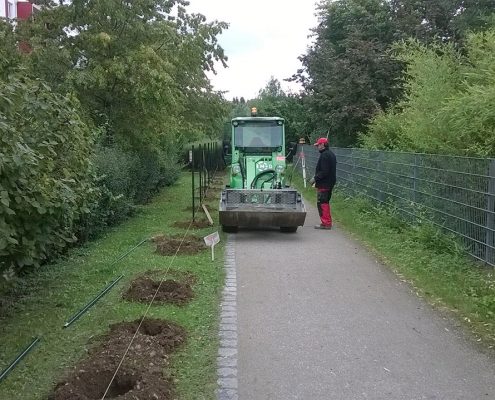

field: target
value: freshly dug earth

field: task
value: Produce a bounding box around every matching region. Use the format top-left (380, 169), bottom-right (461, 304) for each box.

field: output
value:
top-left (123, 275), bottom-right (194, 306)
top-left (50, 318), bottom-right (186, 400)
top-left (152, 234), bottom-right (205, 256)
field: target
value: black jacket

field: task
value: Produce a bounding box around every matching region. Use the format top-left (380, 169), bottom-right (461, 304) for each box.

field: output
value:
top-left (315, 148), bottom-right (336, 189)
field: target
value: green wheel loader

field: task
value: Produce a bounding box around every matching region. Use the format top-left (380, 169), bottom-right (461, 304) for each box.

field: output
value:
top-left (219, 108), bottom-right (306, 233)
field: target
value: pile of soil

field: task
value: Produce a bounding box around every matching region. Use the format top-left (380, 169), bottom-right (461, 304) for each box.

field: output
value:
top-left (152, 234), bottom-right (205, 256)
top-left (50, 318), bottom-right (186, 400)
top-left (123, 275), bottom-right (194, 306)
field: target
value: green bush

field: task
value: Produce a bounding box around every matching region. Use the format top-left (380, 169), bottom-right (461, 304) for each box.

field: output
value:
top-left (75, 146), bottom-right (137, 241)
top-left (361, 30), bottom-right (495, 156)
top-left (95, 146), bottom-right (138, 202)
top-left (131, 150), bottom-right (164, 204)
top-left (0, 78), bottom-right (96, 280)
top-left (76, 143), bottom-right (181, 241)
top-left (159, 146), bottom-right (182, 187)
top-left (126, 146), bottom-right (181, 205)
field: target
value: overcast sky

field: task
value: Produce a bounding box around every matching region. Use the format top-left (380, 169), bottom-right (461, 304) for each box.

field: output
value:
top-left (188, 0), bottom-right (319, 100)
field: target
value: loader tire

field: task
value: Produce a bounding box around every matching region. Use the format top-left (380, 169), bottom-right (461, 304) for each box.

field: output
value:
top-left (222, 225), bottom-right (238, 233)
top-left (280, 226), bottom-right (298, 233)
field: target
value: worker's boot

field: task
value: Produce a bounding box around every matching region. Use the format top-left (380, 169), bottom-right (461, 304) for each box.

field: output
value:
top-left (314, 224), bottom-right (332, 230)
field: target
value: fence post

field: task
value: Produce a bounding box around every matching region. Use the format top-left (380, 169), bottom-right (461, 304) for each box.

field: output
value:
top-left (351, 148), bottom-right (357, 195)
top-left (199, 144), bottom-right (203, 205)
top-left (191, 145), bottom-right (195, 222)
top-left (207, 142), bottom-right (211, 185)
top-left (376, 151), bottom-right (384, 203)
top-left (485, 159), bottom-right (495, 266)
top-left (203, 145), bottom-right (206, 200)
top-left (411, 153), bottom-right (419, 224)
top-left (412, 154), bottom-right (418, 204)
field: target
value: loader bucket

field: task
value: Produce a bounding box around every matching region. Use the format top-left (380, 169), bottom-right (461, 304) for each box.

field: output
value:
top-left (219, 189), bottom-right (306, 232)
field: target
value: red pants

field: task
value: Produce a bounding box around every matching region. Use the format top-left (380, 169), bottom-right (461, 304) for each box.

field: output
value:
top-left (317, 188), bottom-right (332, 226)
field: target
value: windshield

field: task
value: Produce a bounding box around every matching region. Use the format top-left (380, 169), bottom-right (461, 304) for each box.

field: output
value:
top-left (233, 121), bottom-right (283, 149)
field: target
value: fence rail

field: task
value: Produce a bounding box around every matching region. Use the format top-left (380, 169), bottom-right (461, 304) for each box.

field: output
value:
top-left (296, 145), bottom-right (495, 267)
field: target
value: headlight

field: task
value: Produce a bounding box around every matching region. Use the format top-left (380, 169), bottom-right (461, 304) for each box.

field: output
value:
top-left (275, 164), bottom-right (285, 173)
top-left (232, 164), bottom-right (241, 175)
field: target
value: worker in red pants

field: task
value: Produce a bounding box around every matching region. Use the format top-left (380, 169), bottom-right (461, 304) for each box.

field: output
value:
top-left (309, 137), bottom-right (337, 229)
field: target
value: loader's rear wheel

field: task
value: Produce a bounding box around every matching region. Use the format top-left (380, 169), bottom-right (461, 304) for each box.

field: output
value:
top-left (280, 226), bottom-right (298, 233)
top-left (222, 225), bottom-right (238, 233)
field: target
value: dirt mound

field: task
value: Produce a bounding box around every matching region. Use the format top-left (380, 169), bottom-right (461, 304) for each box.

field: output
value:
top-left (50, 318), bottom-right (186, 400)
top-left (152, 234), bottom-right (205, 256)
top-left (123, 276), bottom-right (194, 305)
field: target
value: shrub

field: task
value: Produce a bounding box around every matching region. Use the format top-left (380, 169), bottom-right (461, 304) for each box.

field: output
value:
top-left (76, 143), bottom-right (181, 241)
top-left (361, 30), bottom-right (495, 156)
top-left (75, 146), bottom-right (136, 241)
top-left (0, 78), bottom-right (96, 280)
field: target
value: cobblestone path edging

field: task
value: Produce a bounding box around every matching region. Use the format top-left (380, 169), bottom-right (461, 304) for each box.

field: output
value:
top-left (217, 235), bottom-right (238, 400)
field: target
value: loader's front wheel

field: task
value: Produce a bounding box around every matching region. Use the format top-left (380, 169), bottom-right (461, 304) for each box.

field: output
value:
top-left (280, 226), bottom-right (298, 233)
top-left (222, 225), bottom-right (238, 233)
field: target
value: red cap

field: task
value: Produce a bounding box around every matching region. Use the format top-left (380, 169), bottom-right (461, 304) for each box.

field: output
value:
top-left (313, 137), bottom-right (328, 146)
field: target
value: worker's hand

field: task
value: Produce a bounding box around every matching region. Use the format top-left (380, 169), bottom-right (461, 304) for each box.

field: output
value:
top-left (309, 177), bottom-right (315, 185)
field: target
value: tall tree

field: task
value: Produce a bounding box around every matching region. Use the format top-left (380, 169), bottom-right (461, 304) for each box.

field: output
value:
top-left (249, 78), bottom-right (309, 146)
top-left (21, 0), bottom-right (228, 148)
top-left (390, 0), bottom-right (495, 43)
top-left (295, 0), bottom-right (402, 146)
top-left (294, 0), bottom-right (494, 147)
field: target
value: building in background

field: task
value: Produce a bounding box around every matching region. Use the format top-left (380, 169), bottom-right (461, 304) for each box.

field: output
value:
top-left (0, 1), bottom-right (38, 20)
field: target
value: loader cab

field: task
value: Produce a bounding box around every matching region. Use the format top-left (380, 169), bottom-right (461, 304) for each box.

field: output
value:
top-left (232, 119), bottom-right (284, 153)
top-left (230, 116), bottom-right (286, 190)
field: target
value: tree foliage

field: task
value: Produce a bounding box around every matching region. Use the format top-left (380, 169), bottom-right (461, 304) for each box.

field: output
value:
top-left (389, 0), bottom-right (495, 42)
top-left (361, 29), bottom-right (495, 156)
top-left (294, 0), bottom-right (402, 146)
top-left (292, 0), bottom-right (495, 147)
top-left (1, 0), bottom-right (229, 281)
top-left (0, 78), bottom-right (95, 278)
top-left (22, 0), bottom-right (229, 148)
top-left (244, 77), bottom-right (309, 146)
top-left (0, 21), bottom-right (21, 80)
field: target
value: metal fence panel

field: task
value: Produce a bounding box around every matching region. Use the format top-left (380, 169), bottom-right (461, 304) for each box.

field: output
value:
top-left (296, 145), bottom-right (495, 267)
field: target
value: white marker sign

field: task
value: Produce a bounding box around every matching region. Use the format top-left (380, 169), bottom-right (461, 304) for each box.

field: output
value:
top-left (203, 231), bottom-right (220, 260)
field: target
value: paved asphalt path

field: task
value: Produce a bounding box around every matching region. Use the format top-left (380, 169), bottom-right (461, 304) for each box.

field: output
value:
top-left (232, 204), bottom-right (495, 400)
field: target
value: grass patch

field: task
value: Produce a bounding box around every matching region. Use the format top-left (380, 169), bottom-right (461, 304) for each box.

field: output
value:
top-left (0, 172), bottom-right (225, 400)
top-left (292, 173), bottom-right (495, 348)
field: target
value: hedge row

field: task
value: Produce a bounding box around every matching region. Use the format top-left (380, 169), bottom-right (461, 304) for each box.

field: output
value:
top-left (0, 78), bottom-right (180, 284)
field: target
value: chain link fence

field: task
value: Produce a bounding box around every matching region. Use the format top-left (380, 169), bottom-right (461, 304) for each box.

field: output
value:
top-left (296, 145), bottom-right (495, 267)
